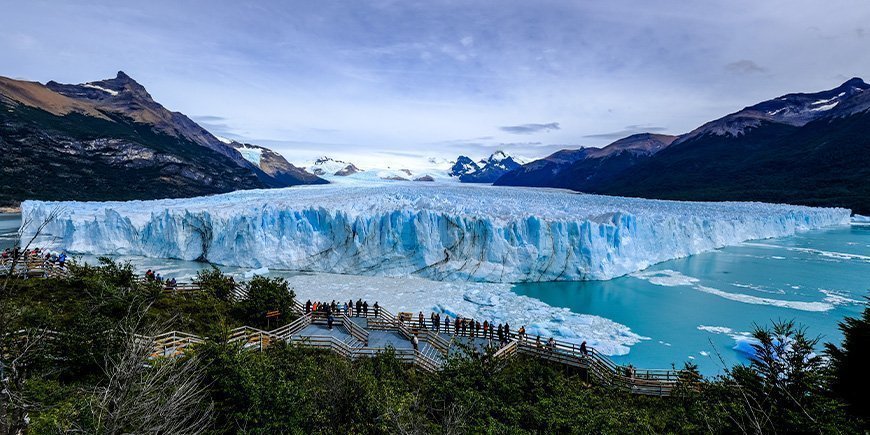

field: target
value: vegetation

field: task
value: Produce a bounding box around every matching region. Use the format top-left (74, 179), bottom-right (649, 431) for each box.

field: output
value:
top-left (2, 260), bottom-right (867, 434)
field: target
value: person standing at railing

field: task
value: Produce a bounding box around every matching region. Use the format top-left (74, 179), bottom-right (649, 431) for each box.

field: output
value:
top-left (517, 325), bottom-right (526, 341)
top-left (497, 324), bottom-right (504, 344)
top-left (482, 320), bottom-right (489, 339)
top-left (489, 323), bottom-right (494, 340)
top-left (348, 299), bottom-right (353, 316)
top-left (454, 317), bottom-right (461, 336)
top-left (373, 301), bottom-right (380, 317)
top-left (443, 315), bottom-right (450, 333)
top-left (504, 323), bottom-right (510, 343)
top-left (363, 301), bottom-right (369, 316)
top-left (475, 321), bottom-right (481, 338)
top-left (327, 313), bottom-right (335, 330)
top-left (547, 337), bottom-right (556, 352)
top-left (356, 299), bottom-right (363, 316)
top-left (580, 340), bottom-right (588, 357)
top-left (411, 334), bottom-right (419, 351)
top-left (418, 311), bottom-right (425, 329)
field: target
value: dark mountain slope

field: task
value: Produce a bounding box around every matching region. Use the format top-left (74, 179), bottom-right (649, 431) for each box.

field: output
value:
top-left (594, 112), bottom-right (870, 214)
top-left (0, 72), bottom-right (325, 207)
top-left (496, 134), bottom-right (676, 188)
top-left (495, 78), bottom-right (870, 213)
top-left (0, 102), bottom-right (267, 205)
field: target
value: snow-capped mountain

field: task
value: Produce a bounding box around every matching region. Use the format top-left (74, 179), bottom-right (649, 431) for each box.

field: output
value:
top-left (449, 156), bottom-right (480, 177)
top-left (453, 151), bottom-right (525, 183)
top-left (227, 142), bottom-right (324, 186)
top-left (303, 156), bottom-right (363, 177)
top-left (676, 77), bottom-right (870, 143)
top-left (496, 77), bottom-right (870, 214)
top-left (0, 71), bottom-right (324, 207)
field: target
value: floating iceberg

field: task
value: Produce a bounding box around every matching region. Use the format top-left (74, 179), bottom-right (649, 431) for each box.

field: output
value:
top-left (21, 183), bottom-right (849, 283)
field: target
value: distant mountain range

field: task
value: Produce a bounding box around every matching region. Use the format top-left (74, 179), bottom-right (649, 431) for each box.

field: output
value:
top-left (0, 71), bottom-right (324, 207)
top-left (449, 151), bottom-right (524, 183)
top-left (496, 78), bottom-right (870, 214)
top-left (293, 151), bottom-right (525, 183)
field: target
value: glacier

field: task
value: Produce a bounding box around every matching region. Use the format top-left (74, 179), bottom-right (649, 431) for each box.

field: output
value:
top-left (20, 183), bottom-right (850, 283)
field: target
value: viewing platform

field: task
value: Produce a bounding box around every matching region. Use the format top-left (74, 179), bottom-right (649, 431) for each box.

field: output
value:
top-left (3, 254), bottom-right (685, 397)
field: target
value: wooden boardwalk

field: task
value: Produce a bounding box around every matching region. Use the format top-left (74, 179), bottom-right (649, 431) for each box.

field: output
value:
top-left (4, 258), bottom-right (683, 396)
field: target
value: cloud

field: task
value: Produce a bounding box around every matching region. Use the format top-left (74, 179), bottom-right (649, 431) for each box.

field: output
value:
top-left (725, 59), bottom-right (766, 74)
top-left (191, 115), bottom-right (235, 135)
top-left (499, 122), bottom-right (560, 135)
top-left (584, 124), bottom-right (668, 140)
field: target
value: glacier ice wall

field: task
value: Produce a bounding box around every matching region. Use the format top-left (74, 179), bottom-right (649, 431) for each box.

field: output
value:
top-left (20, 183), bottom-right (850, 283)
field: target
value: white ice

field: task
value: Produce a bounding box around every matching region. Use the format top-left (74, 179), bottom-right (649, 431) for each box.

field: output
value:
top-left (632, 270), bottom-right (834, 312)
top-left (21, 183), bottom-right (850, 283)
top-left (281, 272), bottom-right (647, 355)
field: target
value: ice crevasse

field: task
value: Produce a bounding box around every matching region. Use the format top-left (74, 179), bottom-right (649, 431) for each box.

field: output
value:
top-left (21, 183), bottom-right (850, 283)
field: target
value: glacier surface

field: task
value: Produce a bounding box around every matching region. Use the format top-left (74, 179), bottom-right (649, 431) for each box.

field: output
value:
top-left (21, 183), bottom-right (850, 283)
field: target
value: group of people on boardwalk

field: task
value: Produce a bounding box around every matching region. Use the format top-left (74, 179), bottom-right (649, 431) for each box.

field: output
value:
top-left (1, 247), bottom-right (67, 271)
top-left (144, 269), bottom-right (177, 288)
top-left (301, 298), bottom-right (592, 358)
top-left (304, 299), bottom-right (380, 318)
top-left (411, 311), bottom-right (521, 346)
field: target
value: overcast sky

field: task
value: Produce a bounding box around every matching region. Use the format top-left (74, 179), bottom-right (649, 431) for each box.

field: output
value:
top-left (2, 0), bottom-right (868, 166)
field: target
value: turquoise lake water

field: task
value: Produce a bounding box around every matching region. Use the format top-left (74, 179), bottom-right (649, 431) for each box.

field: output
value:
top-left (3, 212), bottom-right (867, 375)
top-left (513, 224), bottom-right (869, 373)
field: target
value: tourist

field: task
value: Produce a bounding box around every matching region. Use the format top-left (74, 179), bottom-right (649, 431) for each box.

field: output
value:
top-left (518, 326), bottom-right (526, 341)
top-left (363, 300), bottom-right (369, 316)
top-left (535, 335), bottom-right (541, 348)
top-left (411, 334), bottom-right (419, 351)
top-left (580, 340), bottom-right (588, 357)
top-left (373, 301), bottom-right (380, 317)
top-left (327, 313), bottom-right (334, 330)
top-left (454, 317), bottom-right (461, 335)
top-left (504, 323), bottom-right (510, 339)
top-left (430, 312), bottom-right (436, 329)
top-left (418, 311), bottom-right (425, 329)
top-left (348, 299), bottom-right (354, 316)
top-left (475, 321), bottom-right (481, 337)
top-left (434, 313), bottom-right (440, 332)
top-left (58, 252), bottom-right (66, 267)
top-left (497, 324), bottom-right (504, 343)
top-left (482, 320), bottom-right (489, 338)
top-left (547, 337), bottom-right (556, 351)
top-left (356, 299), bottom-right (363, 316)
top-left (489, 323), bottom-right (494, 340)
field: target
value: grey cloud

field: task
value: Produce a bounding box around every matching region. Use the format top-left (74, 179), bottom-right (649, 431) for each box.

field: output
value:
top-left (499, 122), bottom-right (560, 135)
top-left (725, 60), bottom-right (766, 74)
top-left (192, 115), bottom-right (227, 122)
top-left (584, 125), bottom-right (668, 140)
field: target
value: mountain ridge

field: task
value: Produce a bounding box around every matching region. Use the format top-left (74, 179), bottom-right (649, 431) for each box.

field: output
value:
top-left (495, 78), bottom-right (870, 214)
top-left (0, 72), bottom-right (324, 207)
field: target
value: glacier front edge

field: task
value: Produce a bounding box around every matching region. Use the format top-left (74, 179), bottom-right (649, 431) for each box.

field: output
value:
top-left (20, 183), bottom-right (850, 283)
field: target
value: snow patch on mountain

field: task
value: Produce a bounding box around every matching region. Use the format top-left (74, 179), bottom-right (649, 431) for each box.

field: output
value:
top-left (234, 145), bottom-right (263, 166)
top-left (82, 83), bottom-right (119, 96)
